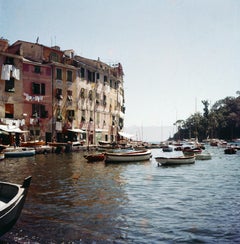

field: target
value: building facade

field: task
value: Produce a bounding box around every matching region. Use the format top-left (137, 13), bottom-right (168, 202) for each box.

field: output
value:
top-left (0, 38), bottom-right (125, 145)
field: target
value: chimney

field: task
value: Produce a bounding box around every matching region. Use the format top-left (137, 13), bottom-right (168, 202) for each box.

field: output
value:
top-left (0, 38), bottom-right (9, 51)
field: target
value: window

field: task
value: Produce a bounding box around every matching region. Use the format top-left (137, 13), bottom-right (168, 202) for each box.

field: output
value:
top-left (88, 90), bottom-right (93, 100)
top-left (5, 57), bottom-right (14, 65)
top-left (87, 70), bottom-right (95, 82)
top-left (67, 110), bottom-right (75, 120)
top-left (67, 90), bottom-right (73, 101)
top-left (32, 82), bottom-right (45, 95)
top-left (32, 104), bottom-right (48, 118)
top-left (5, 104), bottom-right (14, 118)
top-left (34, 66), bottom-right (41, 73)
top-left (67, 70), bottom-right (72, 82)
top-left (56, 68), bottom-right (62, 80)
top-left (81, 67), bottom-right (85, 78)
top-left (103, 94), bottom-right (107, 106)
top-left (80, 88), bottom-right (85, 99)
top-left (50, 52), bottom-right (59, 62)
top-left (56, 88), bottom-right (63, 99)
top-left (5, 78), bottom-right (15, 92)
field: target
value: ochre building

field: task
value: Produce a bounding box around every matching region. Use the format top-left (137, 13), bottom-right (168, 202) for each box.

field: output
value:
top-left (0, 38), bottom-right (125, 145)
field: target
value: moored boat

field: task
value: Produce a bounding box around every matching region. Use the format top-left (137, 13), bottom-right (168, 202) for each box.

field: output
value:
top-left (224, 147), bottom-right (237, 154)
top-left (195, 152), bottom-right (212, 160)
top-left (4, 147), bottom-right (36, 158)
top-left (105, 149), bottom-right (152, 163)
top-left (0, 176), bottom-right (32, 237)
top-left (20, 140), bottom-right (45, 147)
top-left (155, 155), bottom-right (195, 166)
top-left (84, 153), bottom-right (105, 162)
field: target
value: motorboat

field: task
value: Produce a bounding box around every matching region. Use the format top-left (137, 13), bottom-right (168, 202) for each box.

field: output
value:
top-left (155, 155), bottom-right (195, 166)
top-left (105, 149), bottom-right (152, 163)
top-left (0, 176), bottom-right (32, 237)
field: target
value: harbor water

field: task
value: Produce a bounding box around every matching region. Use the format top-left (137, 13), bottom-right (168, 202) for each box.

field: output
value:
top-left (0, 146), bottom-right (240, 243)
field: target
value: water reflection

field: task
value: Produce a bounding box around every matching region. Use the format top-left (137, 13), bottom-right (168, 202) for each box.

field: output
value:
top-left (1, 152), bottom-right (129, 242)
top-left (1, 148), bottom-right (240, 243)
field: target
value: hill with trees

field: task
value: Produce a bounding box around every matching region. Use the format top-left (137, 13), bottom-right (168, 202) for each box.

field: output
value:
top-left (173, 91), bottom-right (240, 142)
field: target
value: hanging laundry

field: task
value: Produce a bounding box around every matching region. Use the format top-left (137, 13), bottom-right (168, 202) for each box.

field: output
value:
top-left (12, 66), bottom-right (20, 80)
top-left (1, 64), bottom-right (12, 80)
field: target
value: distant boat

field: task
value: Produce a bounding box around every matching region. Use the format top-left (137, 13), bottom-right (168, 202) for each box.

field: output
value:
top-left (105, 149), bottom-right (152, 163)
top-left (0, 176), bottom-right (32, 237)
top-left (224, 147), bottom-right (237, 154)
top-left (20, 140), bottom-right (45, 147)
top-left (84, 153), bottom-right (105, 162)
top-left (162, 146), bottom-right (173, 152)
top-left (183, 147), bottom-right (202, 156)
top-left (195, 152), bottom-right (212, 160)
top-left (155, 155), bottom-right (195, 166)
top-left (4, 147), bottom-right (36, 158)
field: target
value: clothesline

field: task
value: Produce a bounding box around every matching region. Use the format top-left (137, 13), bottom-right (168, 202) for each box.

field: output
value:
top-left (1, 64), bottom-right (20, 80)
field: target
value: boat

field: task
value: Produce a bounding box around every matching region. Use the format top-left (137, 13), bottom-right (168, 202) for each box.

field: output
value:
top-left (155, 155), bottom-right (195, 166)
top-left (105, 149), bottom-right (152, 163)
top-left (224, 147), bottom-right (237, 154)
top-left (20, 140), bottom-right (45, 147)
top-left (84, 153), bottom-right (105, 162)
top-left (183, 147), bottom-right (202, 156)
top-left (0, 176), bottom-right (32, 237)
top-left (195, 152), bottom-right (212, 160)
top-left (162, 146), bottom-right (173, 152)
top-left (4, 147), bottom-right (36, 158)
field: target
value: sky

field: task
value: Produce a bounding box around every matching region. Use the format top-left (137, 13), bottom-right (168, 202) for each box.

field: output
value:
top-left (1, 0), bottom-right (240, 141)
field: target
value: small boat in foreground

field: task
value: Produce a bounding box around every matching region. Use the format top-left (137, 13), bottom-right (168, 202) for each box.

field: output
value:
top-left (84, 153), bottom-right (105, 162)
top-left (155, 155), bottom-right (195, 166)
top-left (105, 149), bottom-right (152, 163)
top-left (0, 176), bottom-right (32, 237)
top-left (4, 147), bottom-right (36, 158)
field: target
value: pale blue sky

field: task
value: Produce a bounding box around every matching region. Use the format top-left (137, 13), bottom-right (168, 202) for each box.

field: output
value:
top-left (1, 0), bottom-right (240, 136)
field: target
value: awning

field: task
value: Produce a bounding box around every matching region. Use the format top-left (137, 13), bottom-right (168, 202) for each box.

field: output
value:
top-left (68, 128), bottom-right (85, 133)
top-left (0, 125), bottom-right (29, 133)
top-left (118, 131), bottom-right (134, 139)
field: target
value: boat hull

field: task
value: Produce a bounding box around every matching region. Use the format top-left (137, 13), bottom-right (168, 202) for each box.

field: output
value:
top-left (155, 155), bottom-right (195, 166)
top-left (196, 153), bottom-right (212, 160)
top-left (84, 153), bottom-right (105, 162)
top-left (4, 147), bottom-right (36, 158)
top-left (105, 150), bottom-right (152, 163)
top-left (0, 176), bottom-right (32, 237)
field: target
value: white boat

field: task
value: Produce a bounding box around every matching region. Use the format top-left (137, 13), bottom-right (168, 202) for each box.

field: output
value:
top-left (4, 147), bottom-right (36, 158)
top-left (155, 155), bottom-right (195, 166)
top-left (0, 176), bottom-right (32, 237)
top-left (105, 149), bottom-right (152, 163)
top-left (195, 152), bottom-right (212, 160)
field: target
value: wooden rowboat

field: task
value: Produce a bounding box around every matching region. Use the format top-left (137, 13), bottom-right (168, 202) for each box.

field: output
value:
top-left (155, 155), bottom-right (195, 166)
top-left (0, 176), bottom-right (32, 237)
top-left (84, 153), bottom-right (105, 162)
top-left (105, 149), bottom-right (152, 163)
